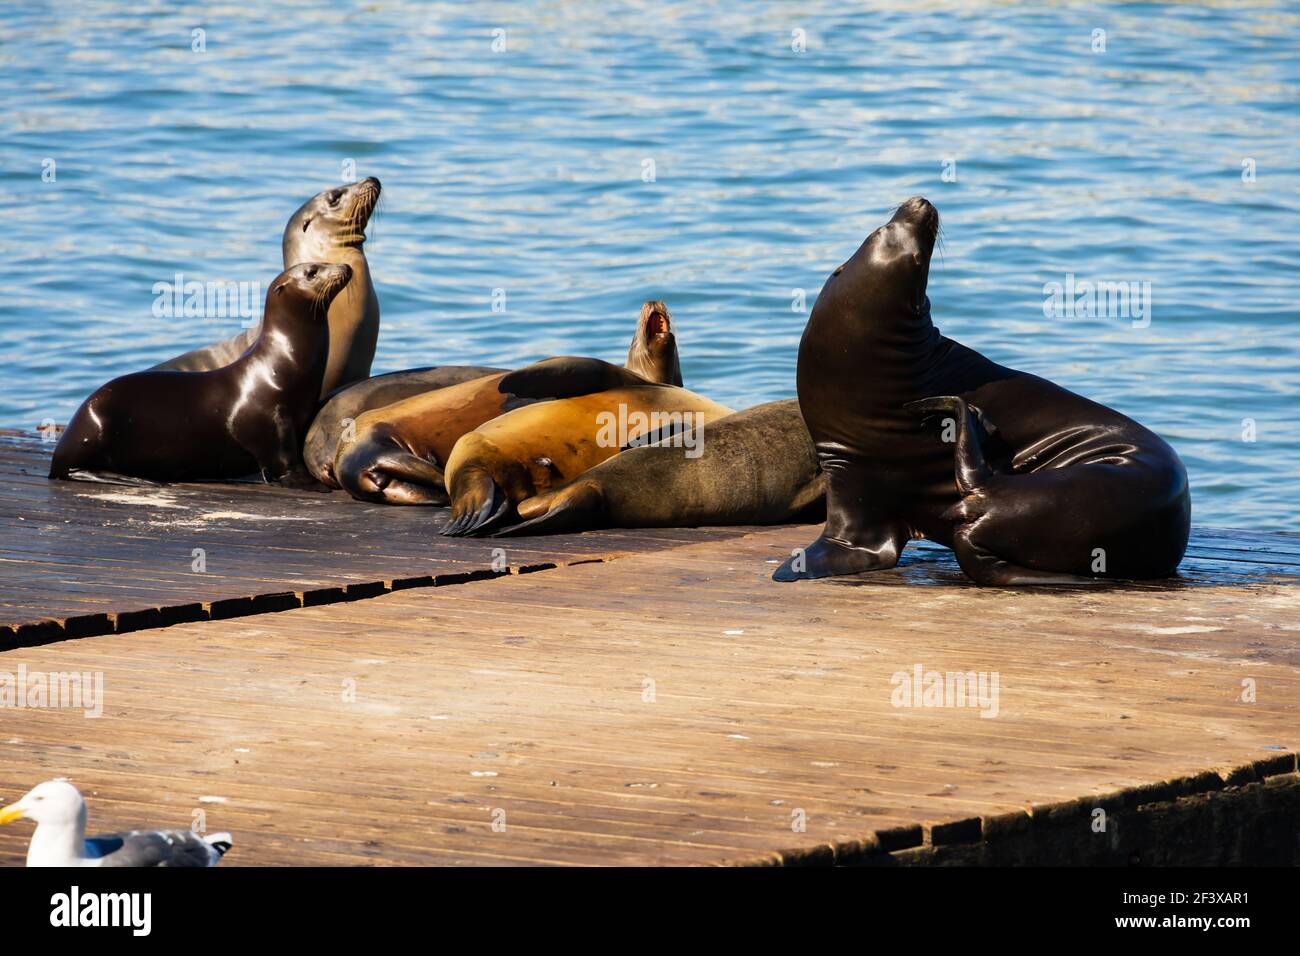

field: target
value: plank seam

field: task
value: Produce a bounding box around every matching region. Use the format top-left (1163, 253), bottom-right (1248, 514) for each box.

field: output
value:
top-left (725, 752), bottom-right (1300, 867)
top-left (0, 556), bottom-right (622, 652)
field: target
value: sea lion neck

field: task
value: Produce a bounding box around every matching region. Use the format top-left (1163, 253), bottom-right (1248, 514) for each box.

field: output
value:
top-left (625, 301), bottom-right (683, 385)
top-left (625, 335), bottom-right (682, 385)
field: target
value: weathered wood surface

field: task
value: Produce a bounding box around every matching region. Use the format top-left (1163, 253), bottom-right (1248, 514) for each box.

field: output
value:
top-left (0, 524), bottom-right (1295, 866)
top-left (5, 430), bottom-right (1299, 648)
top-left (0, 434), bottom-right (774, 643)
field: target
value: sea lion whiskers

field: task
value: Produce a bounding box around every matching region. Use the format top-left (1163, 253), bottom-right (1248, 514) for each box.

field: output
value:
top-left (336, 179), bottom-right (380, 248)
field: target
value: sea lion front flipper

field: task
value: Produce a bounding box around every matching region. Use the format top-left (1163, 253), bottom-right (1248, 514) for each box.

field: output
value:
top-left (52, 469), bottom-right (164, 487)
top-left (772, 526), bottom-right (909, 582)
top-left (441, 467), bottom-right (510, 536)
top-left (498, 356), bottom-right (653, 400)
top-left (367, 451), bottom-right (448, 505)
top-left (491, 480), bottom-right (605, 537)
top-left (774, 458), bottom-right (911, 582)
top-left (275, 465), bottom-right (334, 493)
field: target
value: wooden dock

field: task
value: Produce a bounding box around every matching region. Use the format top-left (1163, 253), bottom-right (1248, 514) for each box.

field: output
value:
top-left (1, 433), bottom-right (1297, 865)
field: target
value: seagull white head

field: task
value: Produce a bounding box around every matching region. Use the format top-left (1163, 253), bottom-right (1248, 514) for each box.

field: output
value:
top-left (1, 778), bottom-right (231, 867)
top-left (0, 779), bottom-right (86, 828)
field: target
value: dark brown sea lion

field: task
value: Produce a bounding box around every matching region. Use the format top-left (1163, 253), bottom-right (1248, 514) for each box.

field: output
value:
top-left (441, 359), bottom-right (735, 535)
top-left (153, 177), bottom-right (381, 397)
top-left (330, 301), bottom-right (683, 504)
top-left (492, 398), bottom-right (824, 536)
top-left (774, 197), bottom-right (1190, 585)
top-left (50, 263), bottom-right (351, 485)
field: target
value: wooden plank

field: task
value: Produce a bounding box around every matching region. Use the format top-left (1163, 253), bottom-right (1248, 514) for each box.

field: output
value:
top-left (0, 524), bottom-right (1295, 866)
top-left (0, 435), bottom-right (772, 639)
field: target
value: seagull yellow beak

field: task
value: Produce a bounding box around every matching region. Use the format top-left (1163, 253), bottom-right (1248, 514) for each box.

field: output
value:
top-left (0, 803), bottom-right (25, 825)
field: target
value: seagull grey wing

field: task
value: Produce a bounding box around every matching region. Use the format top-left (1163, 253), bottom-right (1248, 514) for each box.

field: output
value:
top-left (93, 829), bottom-right (227, 867)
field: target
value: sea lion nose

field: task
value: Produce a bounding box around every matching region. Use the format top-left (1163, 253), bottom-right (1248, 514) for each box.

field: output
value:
top-left (895, 196), bottom-right (935, 220)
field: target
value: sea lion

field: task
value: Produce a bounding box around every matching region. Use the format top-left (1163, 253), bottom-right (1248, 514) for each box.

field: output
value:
top-left (774, 196), bottom-right (1190, 585)
top-left (440, 360), bottom-right (735, 535)
top-left (624, 300), bottom-right (682, 385)
top-left (332, 372), bottom-right (524, 504)
top-left (152, 177), bottom-right (381, 397)
top-left (329, 301), bottom-right (684, 503)
top-left (50, 263), bottom-right (350, 485)
top-left (304, 365), bottom-right (505, 486)
top-left (492, 399), bottom-right (825, 536)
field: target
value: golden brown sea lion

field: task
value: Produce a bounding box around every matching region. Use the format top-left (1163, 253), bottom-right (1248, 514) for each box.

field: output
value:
top-left (304, 365), bottom-right (506, 486)
top-left (331, 301), bottom-right (683, 505)
top-left (333, 372), bottom-right (520, 504)
top-left (491, 399), bottom-right (825, 536)
top-left (441, 360), bottom-right (735, 535)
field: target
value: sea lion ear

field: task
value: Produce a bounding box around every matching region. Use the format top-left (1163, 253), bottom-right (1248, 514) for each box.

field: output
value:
top-left (499, 356), bottom-right (654, 400)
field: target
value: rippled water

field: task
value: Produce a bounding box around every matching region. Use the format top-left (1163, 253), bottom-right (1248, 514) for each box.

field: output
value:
top-left (1, 2), bottom-right (1296, 528)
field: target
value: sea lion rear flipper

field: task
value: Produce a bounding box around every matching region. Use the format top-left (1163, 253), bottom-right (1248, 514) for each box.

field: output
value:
top-left (498, 356), bottom-right (653, 400)
top-left (903, 395), bottom-right (994, 494)
top-left (491, 481), bottom-right (605, 537)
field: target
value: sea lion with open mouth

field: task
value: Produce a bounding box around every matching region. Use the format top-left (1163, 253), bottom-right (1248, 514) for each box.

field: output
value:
top-left (774, 196), bottom-right (1190, 586)
top-left (492, 398), bottom-right (824, 536)
top-left (330, 301), bottom-right (684, 504)
top-left (624, 299), bottom-right (681, 386)
top-left (440, 358), bottom-right (735, 536)
top-left (153, 177), bottom-right (381, 398)
top-left (50, 263), bottom-right (351, 485)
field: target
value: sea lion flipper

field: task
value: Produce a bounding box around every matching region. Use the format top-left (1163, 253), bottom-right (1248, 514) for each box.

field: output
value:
top-left (772, 529), bottom-right (907, 582)
top-left (774, 458), bottom-right (911, 582)
top-left (276, 465), bottom-right (333, 493)
top-left (491, 481), bottom-right (604, 537)
top-left (441, 467), bottom-right (510, 536)
top-left (904, 395), bottom-right (994, 494)
top-left (498, 356), bottom-right (651, 400)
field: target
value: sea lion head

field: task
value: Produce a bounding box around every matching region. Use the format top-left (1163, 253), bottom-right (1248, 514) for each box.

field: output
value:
top-left (268, 262), bottom-right (354, 323)
top-left (283, 177), bottom-right (382, 262)
top-left (626, 300), bottom-right (682, 386)
top-left (866, 196), bottom-right (939, 314)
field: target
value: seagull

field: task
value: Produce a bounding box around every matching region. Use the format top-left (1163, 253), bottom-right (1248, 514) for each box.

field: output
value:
top-left (0, 780), bottom-right (232, 867)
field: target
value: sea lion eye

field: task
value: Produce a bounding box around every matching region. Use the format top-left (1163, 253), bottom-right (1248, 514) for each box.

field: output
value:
top-left (328, 190), bottom-right (342, 206)
top-left (306, 266), bottom-right (318, 280)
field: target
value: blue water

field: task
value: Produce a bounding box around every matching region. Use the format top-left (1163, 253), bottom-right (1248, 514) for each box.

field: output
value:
top-left (1, 2), bottom-right (1296, 528)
